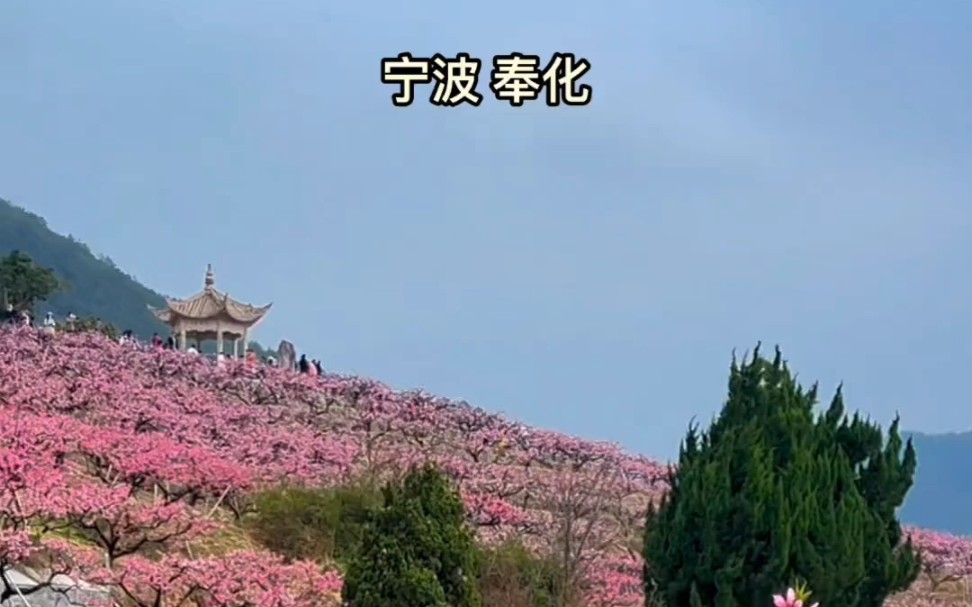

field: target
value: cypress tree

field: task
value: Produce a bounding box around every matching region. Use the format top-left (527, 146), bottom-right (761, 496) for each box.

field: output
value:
top-left (342, 463), bottom-right (482, 607)
top-left (643, 346), bottom-right (919, 607)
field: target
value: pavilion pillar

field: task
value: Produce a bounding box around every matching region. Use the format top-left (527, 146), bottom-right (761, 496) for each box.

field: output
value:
top-left (242, 328), bottom-right (249, 355)
top-left (178, 327), bottom-right (187, 351)
top-left (216, 329), bottom-right (224, 356)
top-left (233, 338), bottom-right (239, 358)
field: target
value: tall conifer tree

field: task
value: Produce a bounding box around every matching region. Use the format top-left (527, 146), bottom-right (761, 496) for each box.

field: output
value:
top-left (643, 346), bottom-right (919, 607)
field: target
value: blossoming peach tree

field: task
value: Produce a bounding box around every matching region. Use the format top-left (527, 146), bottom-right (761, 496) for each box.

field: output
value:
top-left (1, 328), bottom-right (969, 605)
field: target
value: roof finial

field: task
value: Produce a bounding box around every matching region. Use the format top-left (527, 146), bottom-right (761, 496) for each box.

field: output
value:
top-left (204, 264), bottom-right (215, 288)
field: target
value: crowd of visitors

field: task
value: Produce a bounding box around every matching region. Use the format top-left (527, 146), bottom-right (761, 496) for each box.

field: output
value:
top-left (298, 353), bottom-right (324, 376)
top-left (3, 304), bottom-right (77, 331)
top-left (2, 307), bottom-right (324, 374)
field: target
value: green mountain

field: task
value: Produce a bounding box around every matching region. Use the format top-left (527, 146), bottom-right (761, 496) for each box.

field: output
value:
top-left (0, 197), bottom-right (275, 356)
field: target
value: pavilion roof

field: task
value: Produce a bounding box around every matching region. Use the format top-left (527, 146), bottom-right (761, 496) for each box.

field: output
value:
top-left (151, 265), bottom-right (271, 325)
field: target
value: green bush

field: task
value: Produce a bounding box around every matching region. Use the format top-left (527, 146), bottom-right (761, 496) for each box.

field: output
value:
top-left (477, 540), bottom-right (565, 607)
top-left (250, 481), bottom-right (570, 606)
top-left (247, 483), bottom-right (381, 566)
top-left (644, 346), bottom-right (919, 607)
top-left (342, 464), bottom-right (482, 607)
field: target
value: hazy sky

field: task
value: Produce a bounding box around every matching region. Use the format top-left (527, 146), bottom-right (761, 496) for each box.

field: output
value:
top-left (3, 1), bottom-right (970, 460)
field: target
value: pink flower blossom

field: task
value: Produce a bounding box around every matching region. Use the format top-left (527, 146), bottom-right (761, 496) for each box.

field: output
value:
top-left (0, 325), bottom-right (967, 605)
top-left (774, 587), bottom-right (819, 607)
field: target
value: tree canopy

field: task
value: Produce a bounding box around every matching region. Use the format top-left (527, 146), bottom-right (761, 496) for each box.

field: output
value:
top-left (643, 345), bottom-right (920, 607)
top-left (0, 250), bottom-right (63, 311)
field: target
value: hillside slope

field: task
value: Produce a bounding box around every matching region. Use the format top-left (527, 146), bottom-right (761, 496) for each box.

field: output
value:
top-left (0, 197), bottom-right (275, 356)
top-left (3, 200), bottom-right (970, 604)
top-left (0, 327), bottom-right (970, 606)
top-left (0, 197), bottom-right (168, 337)
top-left (0, 327), bottom-right (659, 605)
top-left (902, 431), bottom-right (972, 536)
top-left (6, 195), bottom-right (969, 539)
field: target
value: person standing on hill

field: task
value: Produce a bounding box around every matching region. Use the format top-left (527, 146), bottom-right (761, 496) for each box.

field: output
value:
top-left (313, 359), bottom-right (323, 375)
top-left (42, 312), bottom-right (56, 334)
top-left (298, 354), bottom-right (309, 374)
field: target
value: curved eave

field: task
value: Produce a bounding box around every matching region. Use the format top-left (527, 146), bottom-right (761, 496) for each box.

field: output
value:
top-left (151, 302), bottom-right (272, 325)
top-left (149, 305), bottom-right (172, 323)
top-left (226, 302), bottom-right (272, 324)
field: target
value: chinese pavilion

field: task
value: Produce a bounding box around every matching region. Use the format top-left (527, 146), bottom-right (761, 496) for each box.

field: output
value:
top-left (151, 265), bottom-right (271, 356)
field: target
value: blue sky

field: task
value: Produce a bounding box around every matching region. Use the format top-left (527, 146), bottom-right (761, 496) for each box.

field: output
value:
top-left (2, 1), bottom-right (970, 460)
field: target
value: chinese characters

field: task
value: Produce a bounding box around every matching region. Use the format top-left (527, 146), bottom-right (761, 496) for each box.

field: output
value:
top-left (381, 52), bottom-right (592, 107)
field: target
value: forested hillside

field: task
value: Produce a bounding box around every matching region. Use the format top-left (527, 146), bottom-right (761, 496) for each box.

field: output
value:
top-left (0, 198), bottom-right (168, 336)
top-left (0, 197), bottom-right (275, 355)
